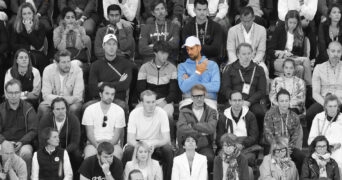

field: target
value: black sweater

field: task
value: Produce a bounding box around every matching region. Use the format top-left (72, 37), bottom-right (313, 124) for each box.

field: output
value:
top-left (88, 56), bottom-right (133, 101)
top-left (182, 17), bottom-right (223, 59)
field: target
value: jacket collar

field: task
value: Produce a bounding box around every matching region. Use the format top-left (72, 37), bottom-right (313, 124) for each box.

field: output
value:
top-left (224, 106), bottom-right (249, 120)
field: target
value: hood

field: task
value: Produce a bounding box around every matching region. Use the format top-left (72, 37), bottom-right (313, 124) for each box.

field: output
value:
top-left (223, 106), bottom-right (249, 120)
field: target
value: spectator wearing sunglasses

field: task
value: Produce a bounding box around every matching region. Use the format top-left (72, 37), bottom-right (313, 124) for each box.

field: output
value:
top-left (177, 84), bottom-right (217, 175)
top-left (259, 136), bottom-right (299, 180)
top-left (82, 83), bottom-right (126, 160)
top-left (263, 89), bottom-right (305, 174)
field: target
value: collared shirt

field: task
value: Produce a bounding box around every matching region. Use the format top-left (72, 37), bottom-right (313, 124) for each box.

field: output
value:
top-left (312, 61), bottom-right (342, 102)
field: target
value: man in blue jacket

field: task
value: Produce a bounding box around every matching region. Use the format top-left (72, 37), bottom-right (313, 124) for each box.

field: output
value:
top-left (178, 36), bottom-right (220, 110)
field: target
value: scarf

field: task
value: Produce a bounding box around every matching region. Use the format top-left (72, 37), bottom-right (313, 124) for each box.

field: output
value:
top-left (312, 152), bottom-right (331, 178)
top-left (272, 156), bottom-right (292, 171)
top-left (220, 147), bottom-right (241, 180)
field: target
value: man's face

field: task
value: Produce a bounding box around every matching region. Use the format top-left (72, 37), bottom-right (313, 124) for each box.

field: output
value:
top-left (100, 86), bottom-right (115, 104)
top-left (154, 51), bottom-right (169, 63)
top-left (57, 56), bottom-right (71, 74)
top-left (191, 89), bottom-right (205, 108)
top-left (99, 152), bottom-right (114, 165)
top-left (194, 3), bottom-right (208, 21)
top-left (240, 13), bottom-right (254, 30)
top-left (103, 39), bottom-right (118, 56)
top-left (1, 143), bottom-right (15, 162)
top-left (186, 45), bottom-right (201, 60)
top-left (108, 10), bottom-right (121, 25)
top-left (229, 92), bottom-right (243, 112)
top-left (327, 43), bottom-right (342, 63)
top-left (5, 84), bottom-right (21, 105)
top-left (152, 3), bottom-right (167, 21)
top-left (142, 95), bottom-right (157, 115)
top-left (52, 101), bottom-right (67, 120)
top-left (237, 46), bottom-right (253, 65)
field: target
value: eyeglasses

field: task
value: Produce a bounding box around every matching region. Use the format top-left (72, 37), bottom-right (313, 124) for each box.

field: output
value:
top-left (316, 145), bottom-right (327, 149)
top-left (273, 147), bottom-right (287, 154)
top-left (191, 94), bottom-right (205, 99)
top-left (102, 116), bottom-right (108, 127)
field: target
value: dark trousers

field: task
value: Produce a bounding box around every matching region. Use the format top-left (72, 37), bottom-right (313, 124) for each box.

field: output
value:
top-left (250, 103), bottom-right (266, 133)
top-left (122, 144), bottom-right (174, 180)
top-left (306, 102), bottom-right (324, 132)
top-left (68, 149), bottom-right (83, 180)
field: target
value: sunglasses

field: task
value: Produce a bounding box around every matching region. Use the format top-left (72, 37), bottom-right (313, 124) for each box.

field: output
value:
top-left (102, 116), bottom-right (108, 127)
top-left (191, 94), bottom-right (205, 99)
top-left (273, 147), bottom-right (287, 154)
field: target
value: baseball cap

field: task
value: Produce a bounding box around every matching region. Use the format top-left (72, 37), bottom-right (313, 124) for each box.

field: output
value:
top-left (182, 36), bottom-right (201, 48)
top-left (103, 33), bottom-right (118, 44)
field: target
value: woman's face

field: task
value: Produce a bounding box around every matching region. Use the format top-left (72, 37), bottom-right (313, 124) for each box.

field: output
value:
top-left (136, 146), bottom-right (149, 162)
top-left (278, 94), bottom-right (290, 111)
top-left (325, 100), bottom-right (339, 117)
top-left (330, 7), bottom-right (341, 22)
top-left (283, 61), bottom-right (295, 77)
top-left (183, 137), bottom-right (197, 151)
top-left (16, 51), bottom-right (30, 67)
top-left (22, 7), bottom-right (33, 21)
top-left (273, 146), bottom-right (287, 158)
top-left (222, 142), bottom-right (235, 155)
top-left (47, 131), bottom-right (59, 147)
top-left (315, 140), bottom-right (328, 155)
top-left (287, 18), bottom-right (298, 32)
top-left (64, 11), bottom-right (76, 25)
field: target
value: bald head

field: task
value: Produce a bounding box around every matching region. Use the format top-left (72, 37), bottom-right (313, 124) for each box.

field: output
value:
top-left (1, 141), bottom-right (15, 162)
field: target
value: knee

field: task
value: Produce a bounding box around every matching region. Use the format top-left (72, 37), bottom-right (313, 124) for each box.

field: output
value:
top-left (69, 103), bottom-right (82, 112)
top-left (83, 19), bottom-right (95, 35)
top-left (84, 145), bottom-right (97, 158)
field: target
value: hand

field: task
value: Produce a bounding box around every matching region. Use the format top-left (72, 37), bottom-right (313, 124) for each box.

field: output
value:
top-left (196, 59), bottom-right (208, 75)
top-left (321, 16), bottom-right (327, 23)
top-left (30, 45), bottom-right (36, 50)
top-left (98, 82), bottom-right (103, 87)
top-left (171, 17), bottom-right (181, 27)
top-left (120, 19), bottom-right (133, 30)
top-left (119, 73), bottom-right (128, 82)
top-left (101, 163), bottom-right (111, 175)
top-left (23, 19), bottom-right (33, 32)
top-left (157, 100), bottom-right (167, 108)
top-left (116, 21), bottom-right (123, 29)
top-left (148, 44), bottom-right (154, 48)
top-left (283, 51), bottom-right (293, 58)
top-left (288, 146), bottom-right (293, 155)
top-left (182, 74), bottom-right (189, 80)
top-left (213, 17), bottom-right (221, 22)
top-left (236, 143), bottom-right (244, 150)
top-left (75, 7), bottom-right (83, 14)
top-left (243, 101), bottom-right (251, 107)
top-left (0, 172), bottom-right (6, 180)
top-left (14, 142), bottom-right (22, 152)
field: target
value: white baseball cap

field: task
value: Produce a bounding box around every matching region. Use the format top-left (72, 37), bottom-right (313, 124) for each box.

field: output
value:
top-left (182, 36), bottom-right (201, 48)
top-left (103, 33), bottom-right (118, 44)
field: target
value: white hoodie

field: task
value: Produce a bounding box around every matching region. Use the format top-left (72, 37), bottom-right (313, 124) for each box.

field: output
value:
top-left (223, 106), bottom-right (249, 137)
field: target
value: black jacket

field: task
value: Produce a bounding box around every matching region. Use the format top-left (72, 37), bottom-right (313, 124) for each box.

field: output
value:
top-left (301, 156), bottom-right (340, 180)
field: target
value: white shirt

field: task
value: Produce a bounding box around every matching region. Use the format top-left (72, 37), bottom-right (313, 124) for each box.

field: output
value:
top-left (55, 119), bottom-right (66, 133)
top-left (193, 108), bottom-right (204, 122)
top-left (128, 107), bottom-right (169, 142)
top-left (242, 24), bottom-right (254, 45)
top-left (82, 102), bottom-right (126, 141)
top-left (59, 74), bottom-right (65, 96)
top-left (285, 31), bottom-right (294, 52)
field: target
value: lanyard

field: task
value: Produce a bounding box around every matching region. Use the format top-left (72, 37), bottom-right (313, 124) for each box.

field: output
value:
top-left (155, 21), bottom-right (167, 41)
top-left (239, 66), bottom-right (256, 84)
top-left (107, 62), bottom-right (122, 77)
top-left (280, 112), bottom-right (289, 137)
top-left (195, 21), bottom-right (208, 45)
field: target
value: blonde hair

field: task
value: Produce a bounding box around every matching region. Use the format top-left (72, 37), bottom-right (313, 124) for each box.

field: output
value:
top-left (132, 142), bottom-right (155, 180)
top-left (13, 2), bottom-right (40, 33)
top-left (270, 136), bottom-right (290, 157)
